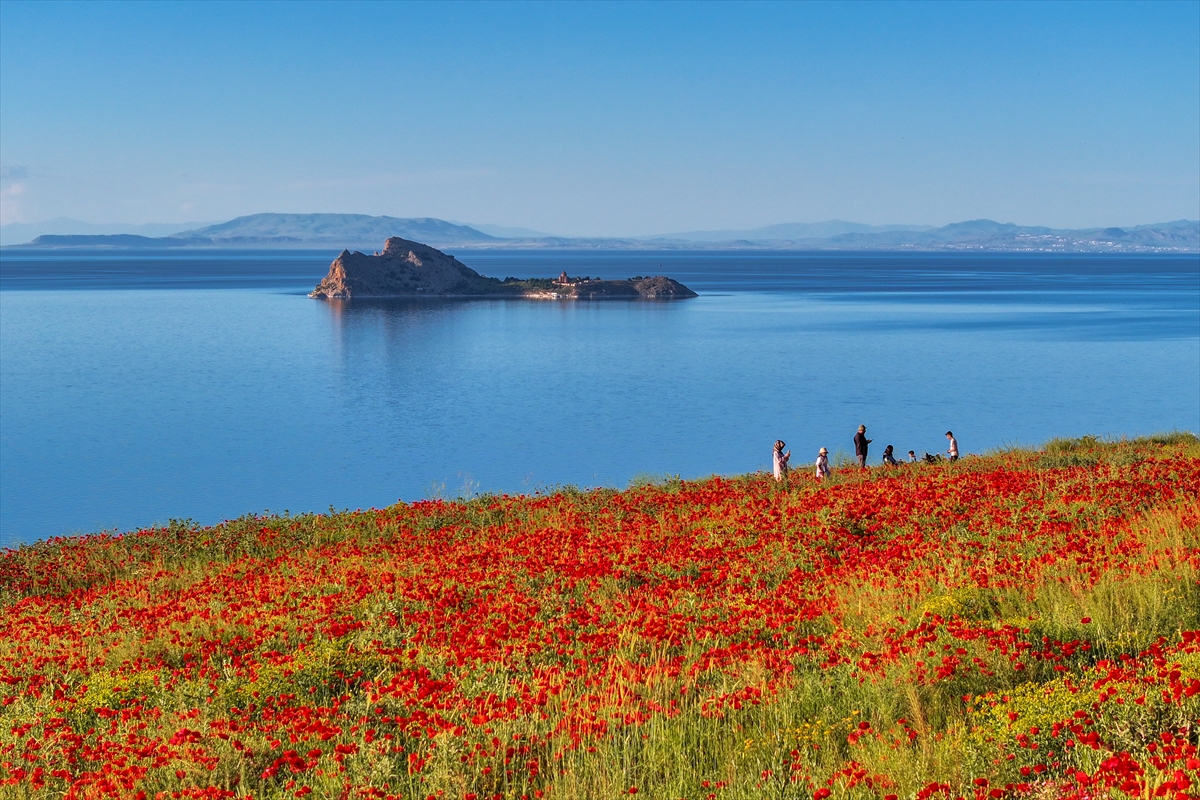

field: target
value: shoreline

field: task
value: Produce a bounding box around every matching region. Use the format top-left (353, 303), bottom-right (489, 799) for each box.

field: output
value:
top-left (5, 432), bottom-right (1195, 551)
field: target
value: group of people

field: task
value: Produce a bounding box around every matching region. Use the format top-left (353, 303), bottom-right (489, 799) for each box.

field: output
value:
top-left (772, 426), bottom-right (959, 482)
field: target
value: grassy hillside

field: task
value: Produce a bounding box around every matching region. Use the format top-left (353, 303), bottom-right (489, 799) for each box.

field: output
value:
top-left (2, 434), bottom-right (1198, 800)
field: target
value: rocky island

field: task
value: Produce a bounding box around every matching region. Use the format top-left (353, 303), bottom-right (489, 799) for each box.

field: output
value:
top-left (309, 237), bottom-right (697, 300)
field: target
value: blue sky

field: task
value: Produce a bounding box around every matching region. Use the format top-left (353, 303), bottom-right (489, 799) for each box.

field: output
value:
top-left (1, 0), bottom-right (1197, 235)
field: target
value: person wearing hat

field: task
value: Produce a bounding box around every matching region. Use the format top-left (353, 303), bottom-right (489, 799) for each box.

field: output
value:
top-left (772, 440), bottom-right (791, 482)
top-left (853, 425), bottom-right (872, 469)
top-left (815, 447), bottom-right (831, 480)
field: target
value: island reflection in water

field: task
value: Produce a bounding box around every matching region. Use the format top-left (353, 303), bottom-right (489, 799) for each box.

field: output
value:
top-left (0, 251), bottom-right (1196, 545)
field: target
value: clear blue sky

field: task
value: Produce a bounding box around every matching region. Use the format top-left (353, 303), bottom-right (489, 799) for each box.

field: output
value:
top-left (1, 0), bottom-right (1197, 235)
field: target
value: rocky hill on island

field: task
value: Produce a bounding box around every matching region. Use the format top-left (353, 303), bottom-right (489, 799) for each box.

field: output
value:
top-left (309, 237), bottom-right (697, 300)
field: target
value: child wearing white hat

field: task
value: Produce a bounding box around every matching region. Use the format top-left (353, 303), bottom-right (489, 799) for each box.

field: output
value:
top-left (815, 447), bottom-right (830, 480)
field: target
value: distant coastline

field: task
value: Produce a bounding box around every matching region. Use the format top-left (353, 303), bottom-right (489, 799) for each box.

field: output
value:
top-left (2, 213), bottom-right (1196, 253)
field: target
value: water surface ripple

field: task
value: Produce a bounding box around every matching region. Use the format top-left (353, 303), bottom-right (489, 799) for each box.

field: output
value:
top-left (1, 249), bottom-right (1197, 546)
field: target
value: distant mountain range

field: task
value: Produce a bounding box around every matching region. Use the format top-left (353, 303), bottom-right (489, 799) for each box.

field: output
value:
top-left (0, 214), bottom-right (494, 248)
top-left (0, 217), bottom-right (218, 246)
top-left (654, 221), bottom-right (936, 242)
top-left (179, 214), bottom-right (496, 245)
top-left (3, 213), bottom-right (1197, 252)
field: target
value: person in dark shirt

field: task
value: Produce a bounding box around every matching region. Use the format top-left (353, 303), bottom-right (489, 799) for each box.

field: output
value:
top-left (853, 425), bottom-right (872, 469)
top-left (881, 444), bottom-right (900, 465)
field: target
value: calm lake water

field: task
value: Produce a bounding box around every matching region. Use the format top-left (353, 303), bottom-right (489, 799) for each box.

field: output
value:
top-left (1, 249), bottom-right (1197, 547)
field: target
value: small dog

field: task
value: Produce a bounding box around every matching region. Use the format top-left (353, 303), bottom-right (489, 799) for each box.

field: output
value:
top-left (923, 452), bottom-right (944, 464)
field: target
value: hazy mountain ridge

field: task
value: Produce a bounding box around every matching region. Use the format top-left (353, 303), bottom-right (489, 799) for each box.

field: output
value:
top-left (461, 223), bottom-right (558, 239)
top-left (4, 213), bottom-right (1196, 252)
top-left (805, 219), bottom-right (1200, 250)
top-left (172, 213), bottom-right (497, 245)
top-left (651, 220), bottom-right (936, 242)
top-left (0, 218), bottom-right (214, 246)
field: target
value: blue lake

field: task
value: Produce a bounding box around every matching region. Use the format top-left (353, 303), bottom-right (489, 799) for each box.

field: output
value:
top-left (1, 249), bottom-right (1197, 547)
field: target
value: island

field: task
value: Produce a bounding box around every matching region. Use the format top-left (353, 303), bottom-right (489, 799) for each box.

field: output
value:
top-left (308, 237), bottom-right (698, 300)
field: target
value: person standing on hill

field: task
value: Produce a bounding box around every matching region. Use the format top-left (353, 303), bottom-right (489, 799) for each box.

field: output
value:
top-left (773, 440), bottom-right (791, 482)
top-left (854, 425), bottom-right (872, 469)
top-left (946, 431), bottom-right (959, 462)
top-left (815, 447), bottom-right (831, 480)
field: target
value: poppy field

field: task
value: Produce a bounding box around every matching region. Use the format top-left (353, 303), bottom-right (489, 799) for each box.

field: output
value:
top-left (2, 434), bottom-right (1198, 800)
